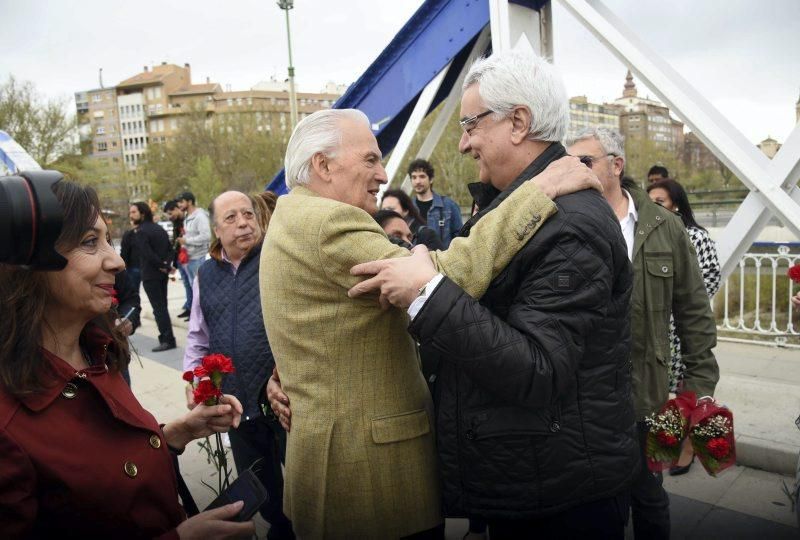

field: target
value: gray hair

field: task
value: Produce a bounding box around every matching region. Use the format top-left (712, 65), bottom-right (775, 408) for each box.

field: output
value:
top-left (284, 108), bottom-right (370, 189)
top-left (463, 48), bottom-right (569, 142)
top-left (567, 127), bottom-right (626, 161)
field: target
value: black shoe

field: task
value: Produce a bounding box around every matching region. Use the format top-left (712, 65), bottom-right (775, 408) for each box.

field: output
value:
top-left (152, 342), bottom-right (177, 352)
top-left (177, 309), bottom-right (190, 318)
top-left (669, 456), bottom-right (694, 476)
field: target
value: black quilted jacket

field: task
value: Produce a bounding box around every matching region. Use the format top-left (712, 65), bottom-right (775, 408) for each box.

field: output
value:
top-left (410, 143), bottom-right (639, 520)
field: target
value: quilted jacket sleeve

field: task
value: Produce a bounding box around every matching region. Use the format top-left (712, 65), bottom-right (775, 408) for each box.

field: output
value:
top-left (409, 204), bottom-right (619, 407)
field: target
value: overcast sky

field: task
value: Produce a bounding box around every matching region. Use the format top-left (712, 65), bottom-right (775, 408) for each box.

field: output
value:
top-left (2, 0), bottom-right (798, 144)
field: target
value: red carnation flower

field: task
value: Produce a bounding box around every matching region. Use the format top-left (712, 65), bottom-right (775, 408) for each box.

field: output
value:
top-left (193, 379), bottom-right (222, 406)
top-left (193, 365), bottom-right (209, 379)
top-left (182, 370), bottom-right (194, 383)
top-left (788, 264), bottom-right (800, 284)
top-left (657, 431), bottom-right (679, 448)
top-left (707, 437), bottom-right (731, 459)
top-left (202, 353), bottom-right (235, 374)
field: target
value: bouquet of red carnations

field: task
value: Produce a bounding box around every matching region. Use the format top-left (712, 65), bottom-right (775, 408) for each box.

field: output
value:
top-left (689, 398), bottom-right (736, 476)
top-left (644, 392), bottom-right (695, 472)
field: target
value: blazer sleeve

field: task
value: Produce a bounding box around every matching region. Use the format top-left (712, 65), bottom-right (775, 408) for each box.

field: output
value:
top-left (671, 222), bottom-right (720, 397)
top-left (0, 428), bottom-right (38, 537)
top-left (318, 205), bottom-right (412, 291)
top-left (430, 181), bottom-right (557, 298)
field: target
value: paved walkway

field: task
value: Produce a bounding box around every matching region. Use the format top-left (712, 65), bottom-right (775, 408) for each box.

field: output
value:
top-left (129, 279), bottom-right (800, 538)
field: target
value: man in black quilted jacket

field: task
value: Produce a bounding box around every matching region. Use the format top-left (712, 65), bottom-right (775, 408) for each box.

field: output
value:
top-left (348, 49), bottom-right (640, 538)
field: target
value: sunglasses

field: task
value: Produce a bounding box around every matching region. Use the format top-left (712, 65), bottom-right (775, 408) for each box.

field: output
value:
top-left (578, 153), bottom-right (618, 168)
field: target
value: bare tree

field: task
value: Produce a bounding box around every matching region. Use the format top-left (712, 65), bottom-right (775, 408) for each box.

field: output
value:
top-left (0, 76), bottom-right (76, 166)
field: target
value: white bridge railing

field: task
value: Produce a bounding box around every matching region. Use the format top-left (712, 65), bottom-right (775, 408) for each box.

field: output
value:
top-left (716, 245), bottom-right (799, 348)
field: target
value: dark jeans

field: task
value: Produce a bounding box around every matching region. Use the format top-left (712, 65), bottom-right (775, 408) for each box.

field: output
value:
top-left (228, 416), bottom-right (293, 538)
top-left (142, 277), bottom-right (174, 345)
top-left (631, 421), bottom-right (671, 539)
top-left (487, 494), bottom-right (630, 540)
top-left (127, 266), bottom-right (141, 293)
top-left (178, 263), bottom-right (192, 310)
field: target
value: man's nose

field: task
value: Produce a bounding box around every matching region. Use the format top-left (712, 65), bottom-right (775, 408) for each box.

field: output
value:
top-left (376, 164), bottom-right (388, 184)
top-left (458, 131), bottom-right (470, 154)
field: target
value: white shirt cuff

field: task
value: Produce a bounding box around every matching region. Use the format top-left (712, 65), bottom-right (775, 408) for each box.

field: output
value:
top-left (407, 273), bottom-right (444, 320)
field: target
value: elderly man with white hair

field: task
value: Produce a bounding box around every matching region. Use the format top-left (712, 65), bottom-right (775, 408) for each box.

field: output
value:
top-left (344, 49), bottom-right (640, 538)
top-left (259, 104), bottom-right (598, 539)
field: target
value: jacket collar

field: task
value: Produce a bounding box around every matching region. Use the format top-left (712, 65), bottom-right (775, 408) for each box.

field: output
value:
top-left (462, 142), bottom-right (566, 236)
top-left (20, 324), bottom-right (115, 412)
top-left (626, 182), bottom-right (673, 259)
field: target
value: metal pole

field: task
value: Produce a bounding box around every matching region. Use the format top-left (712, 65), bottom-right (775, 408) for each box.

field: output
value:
top-left (280, 3), bottom-right (299, 129)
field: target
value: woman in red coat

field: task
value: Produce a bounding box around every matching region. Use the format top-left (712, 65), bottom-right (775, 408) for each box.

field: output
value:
top-left (0, 181), bottom-right (254, 539)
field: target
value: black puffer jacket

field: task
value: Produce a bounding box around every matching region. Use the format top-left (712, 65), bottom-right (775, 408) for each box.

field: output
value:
top-left (410, 143), bottom-right (639, 520)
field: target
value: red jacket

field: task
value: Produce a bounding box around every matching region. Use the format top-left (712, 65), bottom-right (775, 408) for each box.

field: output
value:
top-left (0, 329), bottom-right (185, 539)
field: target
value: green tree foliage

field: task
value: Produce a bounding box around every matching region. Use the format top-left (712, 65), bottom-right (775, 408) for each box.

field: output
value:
top-left (0, 76), bottom-right (76, 166)
top-left (145, 107), bottom-right (288, 206)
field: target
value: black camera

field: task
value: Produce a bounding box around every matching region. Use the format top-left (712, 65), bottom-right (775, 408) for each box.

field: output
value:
top-left (0, 170), bottom-right (67, 270)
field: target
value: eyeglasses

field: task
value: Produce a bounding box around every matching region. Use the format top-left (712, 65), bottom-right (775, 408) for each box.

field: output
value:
top-left (459, 110), bottom-right (493, 134)
top-left (578, 153), bottom-right (618, 169)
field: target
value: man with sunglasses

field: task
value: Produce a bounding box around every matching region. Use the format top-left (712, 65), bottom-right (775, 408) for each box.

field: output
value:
top-left (568, 127), bottom-right (718, 540)
top-left (342, 48), bottom-right (639, 538)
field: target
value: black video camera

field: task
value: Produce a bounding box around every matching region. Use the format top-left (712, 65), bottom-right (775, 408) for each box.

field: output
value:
top-left (0, 170), bottom-right (67, 270)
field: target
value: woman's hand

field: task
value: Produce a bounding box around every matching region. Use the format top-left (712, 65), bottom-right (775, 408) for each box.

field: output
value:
top-left (163, 394), bottom-right (243, 451)
top-left (176, 501), bottom-right (255, 539)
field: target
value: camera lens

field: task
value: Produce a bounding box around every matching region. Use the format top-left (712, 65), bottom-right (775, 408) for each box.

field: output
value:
top-left (0, 171), bottom-right (66, 270)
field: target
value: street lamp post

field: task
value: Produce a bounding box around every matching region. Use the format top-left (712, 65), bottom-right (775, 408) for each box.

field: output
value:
top-left (277, 0), bottom-right (298, 130)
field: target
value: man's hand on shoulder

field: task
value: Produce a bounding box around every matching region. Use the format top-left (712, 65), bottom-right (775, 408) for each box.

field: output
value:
top-left (348, 245), bottom-right (437, 309)
top-left (532, 156), bottom-right (602, 199)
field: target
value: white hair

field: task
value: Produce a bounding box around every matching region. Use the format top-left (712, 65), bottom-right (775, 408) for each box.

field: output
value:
top-left (566, 127), bottom-right (626, 161)
top-left (284, 108), bottom-right (370, 189)
top-left (463, 48), bottom-right (569, 142)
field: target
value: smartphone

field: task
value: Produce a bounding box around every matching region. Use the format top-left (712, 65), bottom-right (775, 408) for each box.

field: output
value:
top-left (204, 469), bottom-right (268, 522)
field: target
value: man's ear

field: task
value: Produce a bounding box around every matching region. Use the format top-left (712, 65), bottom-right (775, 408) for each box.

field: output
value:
top-left (509, 106), bottom-right (532, 145)
top-left (310, 152), bottom-right (331, 182)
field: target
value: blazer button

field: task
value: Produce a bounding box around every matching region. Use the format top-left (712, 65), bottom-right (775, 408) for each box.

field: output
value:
top-left (465, 430), bottom-right (476, 440)
top-left (61, 383), bottom-right (78, 399)
top-left (149, 434), bottom-right (162, 449)
top-left (124, 461), bottom-right (138, 478)
top-left (550, 421), bottom-right (561, 433)
top-left (661, 266), bottom-right (669, 273)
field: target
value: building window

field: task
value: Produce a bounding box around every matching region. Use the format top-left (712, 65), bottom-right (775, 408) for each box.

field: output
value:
top-left (92, 94), bottom-right (102, 102)
top-left (154, 87), bottom-right (162, 98)
top-left (97, 142), bottom-right (108, 152)
top-left (96, 127), bottom-right (105, 135)
top-left (170, 118), bottom-right (178, 130)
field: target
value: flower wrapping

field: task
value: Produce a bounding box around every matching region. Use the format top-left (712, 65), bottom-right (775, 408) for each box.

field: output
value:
top-left (644, 392), bottom-right (695, 472)
top-left (689, 399), bottom-right (736, 476)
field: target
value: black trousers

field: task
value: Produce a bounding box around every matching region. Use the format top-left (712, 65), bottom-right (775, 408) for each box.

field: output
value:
top-left (487, 494), bottom-right (630, 540)
top-left (630, 421), bottom-right (671, 539)
top-left (228, 415), bottom-right (293, 538)
top-left (142, 277), bottom-right (174, 344)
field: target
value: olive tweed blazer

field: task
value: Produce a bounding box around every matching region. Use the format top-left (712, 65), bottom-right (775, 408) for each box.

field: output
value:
top-left (260, 183), bottom-right (555, 539)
